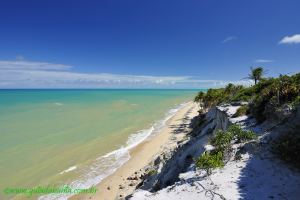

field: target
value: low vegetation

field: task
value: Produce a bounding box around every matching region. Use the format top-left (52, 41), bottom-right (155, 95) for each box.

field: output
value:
top-left (210, 130), bottom-right (233, 151)
top-left (228, 124), bottom-right (257, 143)
top-left (194, 67), bottom-right (300, 123)
top-left (232, 105), bottom-right (249, 118)
top-left (272, 130), bottom-right (300, 169)
top-left (195, 151), bottom-right (224, 175)
top-left (194, 67), bottom-right (300, 176)
top-left (196, 125), bottom-right (256, 174)
top-left (147, 169), bottom-right (158, 176)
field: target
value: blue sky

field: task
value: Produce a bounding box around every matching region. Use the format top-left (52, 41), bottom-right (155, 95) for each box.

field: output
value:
top-left (0, 0), bottom-right (299, 88)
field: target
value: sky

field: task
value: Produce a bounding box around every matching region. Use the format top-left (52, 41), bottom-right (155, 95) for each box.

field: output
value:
top-left (0, 0), bottom-right (299, 88)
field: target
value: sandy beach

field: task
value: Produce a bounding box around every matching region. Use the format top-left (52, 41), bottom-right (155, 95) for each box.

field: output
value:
top-left (70, 102), bottom-right (199, 200)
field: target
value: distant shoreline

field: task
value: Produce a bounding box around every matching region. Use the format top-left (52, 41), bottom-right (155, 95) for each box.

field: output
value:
top-left (0, 88), bottom-right (205, 90)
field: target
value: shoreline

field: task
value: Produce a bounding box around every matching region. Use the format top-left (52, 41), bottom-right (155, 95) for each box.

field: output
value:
top-left (70, 101), bottom-right (199, 200)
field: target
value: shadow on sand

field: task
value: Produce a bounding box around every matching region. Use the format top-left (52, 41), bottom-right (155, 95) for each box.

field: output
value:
top-left (236, 145), bottom-right (300, 200)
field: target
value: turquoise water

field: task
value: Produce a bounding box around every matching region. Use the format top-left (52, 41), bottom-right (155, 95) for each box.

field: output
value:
top-left (0, 89), bottom-right (197, 199)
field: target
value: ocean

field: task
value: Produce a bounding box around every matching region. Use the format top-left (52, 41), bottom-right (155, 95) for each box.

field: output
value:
top-left (0, 89), bottom-right (198, 199)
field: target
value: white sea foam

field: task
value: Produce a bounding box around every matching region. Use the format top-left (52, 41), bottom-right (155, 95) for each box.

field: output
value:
top-left (39, 102), bottom-right (189, 200)
top-left (59, 166), bottom-right (77, 175)
top-left (53, 102), bottom-right (64, 106)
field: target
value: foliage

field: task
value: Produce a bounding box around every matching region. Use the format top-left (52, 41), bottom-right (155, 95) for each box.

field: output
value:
top-left (196, 125), bottom-right (257, 174)
top-left (194, 91), bottom-right (205, 103)
top-left (272, 131), bottom-right (300, 169)
top-left (147, 169), bottom-right (157, 176)
top-left (194, 70), bottom-right (300, 123)
top-left (203, 88), bottom-right (225, 108)
top-left (227, 124), bottom-right (257, 143)
top-left (194, 85), bottom-right (244, 110)
top-left (194, 69), bottom-right (300, 174)
top-left (292, 96), bottom-right (300, 107)
top-left (232, 105), bottom-right (249, 117)
top-left (224, 84), bottom-right (244, 100)
top-left (248, 73), bottom-right (300, 122)
top-left (210, 130), bottom-right (233, 151)
top-left (195, 151), bottom-right (224, 174)
top-left (231, 88), bottom-right (253, 102)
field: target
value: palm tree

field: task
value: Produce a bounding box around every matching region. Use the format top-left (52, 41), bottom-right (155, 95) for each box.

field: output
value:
top-left (248, 67), bottom-right (264, 84)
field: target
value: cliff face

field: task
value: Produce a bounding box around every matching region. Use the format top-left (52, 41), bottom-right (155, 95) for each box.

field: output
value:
top-left (205, 106), bottom-right (231, 132)
top-left (138, 105), bottom-right (237, 192)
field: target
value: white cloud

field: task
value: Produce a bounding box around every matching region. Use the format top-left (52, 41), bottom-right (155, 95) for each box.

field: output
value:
top-left (222, 36), bottom-right (238, 43)
top-left (0, 60), bottom-right (72, 71)
top-left (254, 59), bottom-right (274, 63)
top-left (279, 34), bottom-right (300, 44)
top-left (0, 59), bottom-right (251, 88)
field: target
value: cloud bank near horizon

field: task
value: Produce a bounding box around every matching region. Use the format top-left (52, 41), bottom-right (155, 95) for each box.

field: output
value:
top-left (0, 60), bottom-right (252, 89)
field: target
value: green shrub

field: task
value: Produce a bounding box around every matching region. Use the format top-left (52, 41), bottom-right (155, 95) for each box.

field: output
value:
top-left (232, 94), bottom-right (251, 102)
top-left (249, 95), bottom-right (268, 123)
top-left (210, 130), bottom-right (233, 151)
top-left (233, 105), bottom-right (249, 117)
top-left (224, 84), bottom-right (245, 102)
top-left (210, 125), bottom-right (256, 150)
top-left (195, 151), bottom-right (224, 174)
top-left (203, 88), bottom-right (226, 108)
top-left (292, 96), bottom-right (300, 107)
top-left (236, 130), bottom-right (257, 142)
top-left (194, 91), bottom-right (206, 103)
top-left (228, 124), bottom-right (257, 143)
top-left (272, 131), bottom-right (300, 169)
top-left (231, 87), bottom-right (253, 102)
top-left (147, 169), bottom-right (157, 176)
top-left (194, 85), bottom-right (245, 110)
